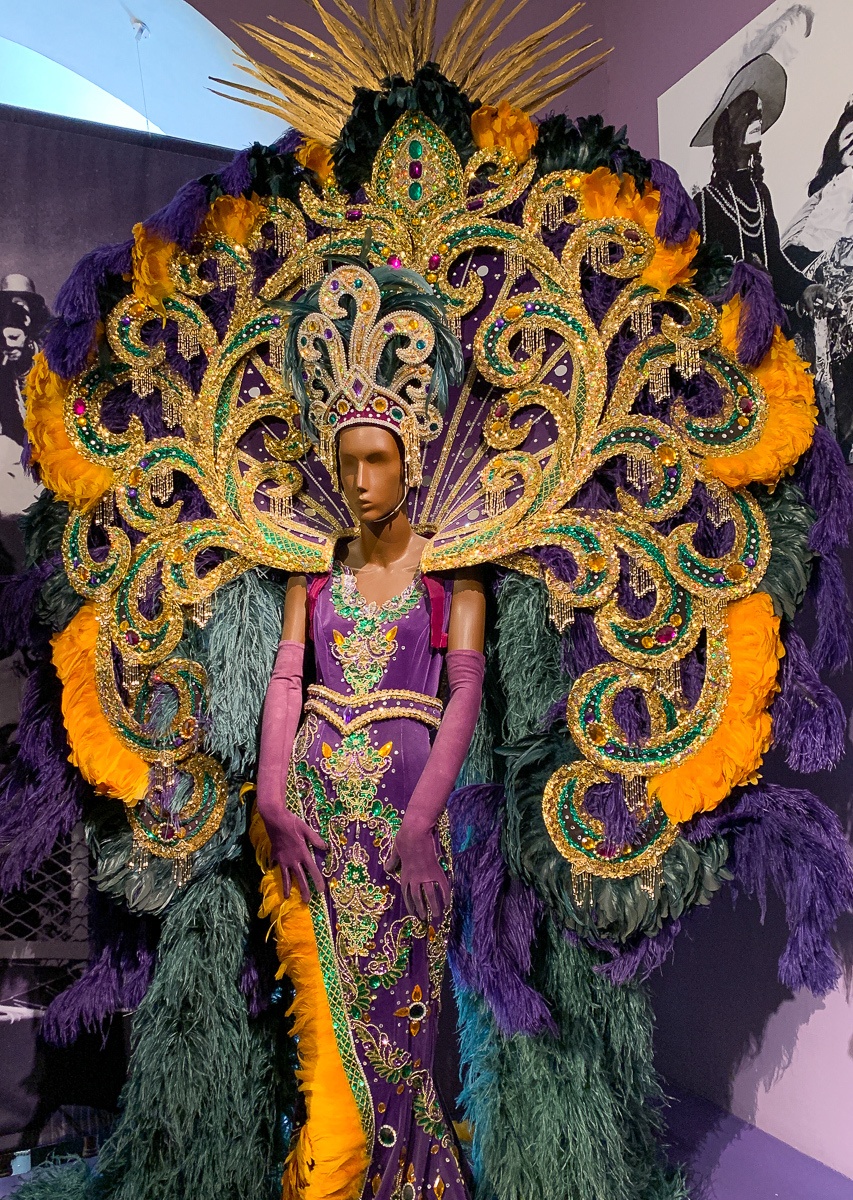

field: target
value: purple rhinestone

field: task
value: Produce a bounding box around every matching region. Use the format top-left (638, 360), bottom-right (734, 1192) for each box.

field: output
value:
top-left (383, 322), bottom-right (394, 334)
top-left (353, 379), bottom-right (363, 395)
top-left (409, 161), bottom-right (422, 179)
top-left (301, 370), bottom-right (309, 381)
top-left (324, 328), bottom-right (333, 339)
top-left (139, 459), bottom-right (148, 468)
top-left (346, 207), bottom-right (363, 221)
top-left (667, 467), bottom-right (678, 478)
top-left (715, 573), bottom-right (726, 584)
top-left (649, 436), bottom-right (659, 447)
top-left (173, 737), bottom-right (184, 748)
top-left (127, 487), bottom-right (137, 498)
top-left (89, 574), bottom-right (98, 586)
top-left (745, 555), bottom-right (756, 567)
top-left (330, 279), bottom-right (340, 291)
top-left (604, 742), bottom-right (616, 753)
top-left (585, 708), bottom-right (595, 723)
top-left (121, 316), bottom-right (131, 327)
top-left (495, 318), bottom-right (505, 329)
top-left (272, 315), bottom-right (280, 326)
top-left (467, 198), bottom-right (484, 211)
top-left (72, 558), bottom-right (80, 568)
top-left (524, 302), bottom-right (535, 312)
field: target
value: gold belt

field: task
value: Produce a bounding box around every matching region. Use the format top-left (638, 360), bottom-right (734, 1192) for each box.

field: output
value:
top-left (304, 684), bottom-right (443, 733)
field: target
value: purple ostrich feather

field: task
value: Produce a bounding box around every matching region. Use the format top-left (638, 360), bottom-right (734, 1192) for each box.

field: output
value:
top-left (796, 425), bottom-right (853, 557)
top-left (687, 783), bottom-right (853, 996)
top-left (773, 626), bottom-right (846, 772)
top-left (0, 664), bottom-right (88, 893)
top-left (44, 240), bottom-right (134, 378)
top-left (717, 260), bottom-right (785, 367)
top-left (593, 920), bottom-right (684, 986)
top-left (650, 159), bottom-right (699, 246)
top-left (0, 557), bottom-right (57, 656)
top-left (448, 783), bottom-right (555, 1036)
top-left (219, 148), bottom-right (253, 197)
top-left (145, 178), bottom-right (212, 250)
top-left (42, 898), bottom-right (159, 1046)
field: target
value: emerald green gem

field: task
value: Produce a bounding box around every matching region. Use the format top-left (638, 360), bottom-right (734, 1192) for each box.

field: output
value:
top-left (408, 181), bottom-right (423, 202)
top-left (409, 140), bottom-right (423, 158)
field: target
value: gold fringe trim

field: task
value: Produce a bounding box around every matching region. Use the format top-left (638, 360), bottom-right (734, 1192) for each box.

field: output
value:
top-left (51, 605), bottom-right (150, 805)
top-left (250, 809), bottom-right (369, 1200)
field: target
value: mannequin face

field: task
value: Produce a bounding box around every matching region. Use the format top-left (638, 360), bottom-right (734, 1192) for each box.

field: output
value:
top-left (337, 424), bottom-right (406, 524)
top-left (839, 121), bottom-right (853, 169)
top-left (727, 91), bottom-right (763, 152)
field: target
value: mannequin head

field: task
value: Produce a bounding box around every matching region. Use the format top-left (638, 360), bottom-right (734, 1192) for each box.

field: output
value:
top-left (337, 424), bottom-right (407, 526)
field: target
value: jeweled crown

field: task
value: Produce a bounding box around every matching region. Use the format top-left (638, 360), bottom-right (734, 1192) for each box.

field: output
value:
top-left (293, 264), bottom-right (446, 488)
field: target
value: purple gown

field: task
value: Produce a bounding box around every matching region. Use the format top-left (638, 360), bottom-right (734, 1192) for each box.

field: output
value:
top-left (289, 560), bottom-right (471, 1200)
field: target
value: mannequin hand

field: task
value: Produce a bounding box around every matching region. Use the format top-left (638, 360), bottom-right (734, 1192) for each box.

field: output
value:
top-left (387, 823), bottom-right (450, 923)
top-left (265, 806), bottom-right (327, 902)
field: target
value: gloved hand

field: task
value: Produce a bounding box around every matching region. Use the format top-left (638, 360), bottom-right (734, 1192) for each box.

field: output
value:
top-left (387, 649), bottom-right (485, 922)
top-left (256, 639), bottom-right (327, 902)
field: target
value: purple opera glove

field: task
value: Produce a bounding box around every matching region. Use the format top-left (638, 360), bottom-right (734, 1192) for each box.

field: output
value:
top-left (388, 649), bottom-right (485, 922)
top-left (256, 639), bottom-right (327, 902)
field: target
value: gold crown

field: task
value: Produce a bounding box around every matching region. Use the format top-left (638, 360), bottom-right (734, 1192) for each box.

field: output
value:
top-left (298, 263), bottom-right (444, 488)
top-left (213, 0), bottom-right (608, 145)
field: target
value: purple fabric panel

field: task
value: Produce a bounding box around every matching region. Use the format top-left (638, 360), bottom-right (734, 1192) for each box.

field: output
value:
top-left (448, 783), bottom-right (555, 1036)
top-left (0, 664), bottom-right (88, 892)
top-left (144, 178), bottom-right (211, 250)
top-left (717, 260), bottom-right (785, 366)
top-left (773, 626), bottom-right (846, 772)
top-left (691, 784), bottom-right (853, 996)
top-left (218, 148), bottom-right (253, 197)
top-left (650, 159), bottom-right (699, 246)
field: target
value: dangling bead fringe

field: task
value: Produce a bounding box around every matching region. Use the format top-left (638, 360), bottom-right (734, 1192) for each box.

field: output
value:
top-left (675, 340), bottom-right (701, 379)
top-left (570, 867), bottom-right (593, 908)
top-left (268, 335), bottom-right (285, 373)
top-left (639, 859), bottom-right (662, 898)
top-left (301, 257), bottom-right (323, 289)
top-left (588, 240), bottom-right (610, 271)
top-left (219, 257), bottom-right (238, 287)
top-left (268, 490), bottom-right (293, 522)
top-left (190, 594), bottom-right (214, 628)
top-left (161, 390), bottom-right (182, 429)
top-left (152, 467), bottom-right (173, 503)
top-left (548, 586), bottom-right (575, 632)
top-left (623, 774), bottom-right (648, 814)
top-left (172, 855), bottom-right (193, 887)
top-left (631, 306), bottom-right (653, 340)
top-left (448, 311), bottom-right (463, 339)
top-left (544, 197), bottom-right (563, 232)
top-left (128, 839), bottom-right (150, 873)
top-left (708, 490), bottom-right (733, 527)
top-left (93, 492), bottom-right (116, 527)
top-left (123, 656), bottom-right (141, 693)
top-left (274, 223), bottom-right (291, 257)
top-left (658, 659), bottom-right (681, 700)
top-left (132, 364), bottom-right (155, 397)
top-left (649, 364), bottom-right (671, 402)
top-left (485, 486), bottom-right (507, 519)
top-left (522, 321), bottom-right (545, 357)
top-left (626, 454), bottom-right (652, 490)
top-left (629, 558), bottom-right (655, 599)
top-left (177, 324), bottom-right (200, 360)
top-left (504, 245), bottom-right (525, 281)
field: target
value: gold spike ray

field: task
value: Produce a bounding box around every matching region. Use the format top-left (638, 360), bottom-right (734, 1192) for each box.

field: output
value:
top-left (219, 0), bottom-right (609, 146)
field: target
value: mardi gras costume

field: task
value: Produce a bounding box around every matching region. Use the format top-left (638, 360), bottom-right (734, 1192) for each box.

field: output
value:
top-left (4, 3), bottom-right (853, 1200)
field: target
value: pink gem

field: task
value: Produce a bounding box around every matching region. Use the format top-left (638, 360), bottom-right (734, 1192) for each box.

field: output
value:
top-left (346, 207), bottom-right (363, 221)
top-left (740, 397), bottom-right (754, 414)
top-left (655, 625), bottom-right (677, 644)
top-left (387, 254), bottom-right (402, 268)
top-left (409, 161), bottom-right (423, 179)
top-left (428, 253), bottom-right (441, 270)
top-left (161, 824), bottom-right (176, 840)
top-left (494, 402), bottom-right (508, 418)
top-left (125, 629), bottom-right (140, 646)
top-left (73, 401), bottom-right (86, 416)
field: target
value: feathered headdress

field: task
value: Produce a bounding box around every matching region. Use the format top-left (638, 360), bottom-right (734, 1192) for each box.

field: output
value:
top-left (283, 260), bottom-right (463, 487)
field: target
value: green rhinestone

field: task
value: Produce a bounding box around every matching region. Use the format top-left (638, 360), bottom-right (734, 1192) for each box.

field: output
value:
top-left (409, 140), bottom-right (423, 158)
top-left (408, 181), bottom-right (423, 202)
